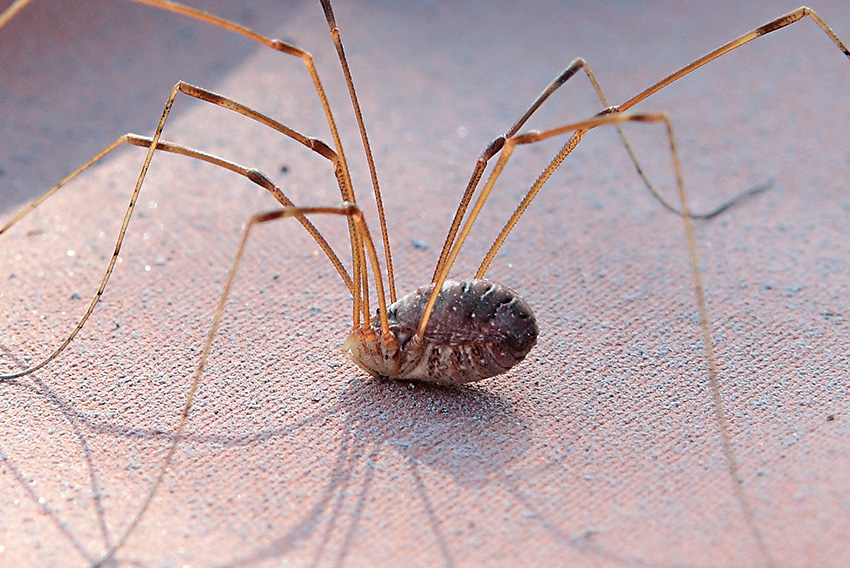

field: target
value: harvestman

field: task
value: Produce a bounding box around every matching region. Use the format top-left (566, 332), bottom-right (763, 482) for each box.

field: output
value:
top-left (1, 0), bottom-right (849, 566)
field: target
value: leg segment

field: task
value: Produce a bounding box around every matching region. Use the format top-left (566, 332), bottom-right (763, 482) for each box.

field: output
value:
top-left (0, 0), bottom-right (396, 334)
top-left (320, 0), bottom-right (395, 301)
top-left (609, 6), bottom-right (850, 219)
top-left (0, 132), bottom-right (354, 380)
top-left (418, 110), bottom-right (777, 567)
top-left (433, 6), bottom-right (850, 291)
top-left (95, 201), bottom-right (386, 567)
top-left (431, 58), bottom-right (610, 282)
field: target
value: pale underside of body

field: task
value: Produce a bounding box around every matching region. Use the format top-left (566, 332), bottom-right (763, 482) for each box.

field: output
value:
top-left (345, 279), bottom-right (538, 384)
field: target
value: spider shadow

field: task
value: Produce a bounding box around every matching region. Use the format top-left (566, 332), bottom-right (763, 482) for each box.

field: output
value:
top-left (202, 375), bottom-right (533, 567)
top-left (1, 341), bottom-right (738, 568)
top-left (0, 339), bottom-right (531, 567)
top-left (215, 373), bottom-right (671, 568)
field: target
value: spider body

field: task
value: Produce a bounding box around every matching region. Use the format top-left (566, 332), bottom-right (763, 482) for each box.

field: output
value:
top-left (345, 279), bottom-right (539, 384)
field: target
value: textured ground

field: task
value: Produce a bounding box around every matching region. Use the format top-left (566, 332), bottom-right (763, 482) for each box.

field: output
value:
top-left (1, 1), bottom-right (848, 567)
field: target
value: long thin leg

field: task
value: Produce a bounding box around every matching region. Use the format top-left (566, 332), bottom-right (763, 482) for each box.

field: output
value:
top-left (619, 7), bottom-right (850, 113)
top-left (163, 81), bottom-right (373, 325)
top-left (423, 112), bottom-right (680, 336)
top-left (431, 6), bottom-right (850, 291)
top-left (0, 0), bottom-right (27, 28)
top-left (123, 0), bottom-right (360, 196)
top-left (0, 0), bottom-right (393, 327)
top-left (605, 6), bottom-right (850, 220)
top-left (468, 7), bottom-right (850, 284)
top-left (320, 0), bottom-right (396, 302)
top-left (95, 202), bottom-right (386, 567)
top-left (131, 0), bottom-right (394, 307)
top-left (418, 109), bottom-right (777, 567)
top-left (428, 52), bottom-right (764, 287)
top-left (0, 0), bottom-right (360, 201)
top-left (0, 132), bottom-right (354, 380)
top-left (2, 55), bottom-right (402, 379)
top-left (431, 58), bottom-right (606, 283)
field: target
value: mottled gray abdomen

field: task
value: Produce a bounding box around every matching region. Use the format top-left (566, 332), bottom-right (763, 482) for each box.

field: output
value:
top-left (371, 279), bottom-right (539, 384)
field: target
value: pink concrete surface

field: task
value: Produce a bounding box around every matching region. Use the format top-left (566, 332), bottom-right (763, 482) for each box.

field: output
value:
top-left (1, 1), bottom-right (848, 566)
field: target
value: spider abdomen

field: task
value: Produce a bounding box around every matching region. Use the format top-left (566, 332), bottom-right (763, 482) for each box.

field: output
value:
top-left (345, 279), bottom-right (538, 384)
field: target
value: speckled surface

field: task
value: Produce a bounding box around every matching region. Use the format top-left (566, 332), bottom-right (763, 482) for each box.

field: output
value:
top-left (1, 1), bottom-right (848, 567)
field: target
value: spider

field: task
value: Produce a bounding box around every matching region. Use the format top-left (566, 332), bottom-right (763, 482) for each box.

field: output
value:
top-left (1, 1), bottom-right (848, 566)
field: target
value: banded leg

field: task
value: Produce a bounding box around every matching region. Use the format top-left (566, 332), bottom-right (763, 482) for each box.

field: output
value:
top-left (475, 6), bottom-right (850, 289)
top-left (434, 6), bottom-right (850, 294)
top-left (0, 130), bottom-right (357, 380)
top-left (0, 0), bottom-right (395, 326)
top-left (429, 53), bottom-right (767, 287)
top-left (1, 60), bottom-right (407, 379)
top-left (431, 58), bottom-right (611, 283)
top-left (128, 0), bottom-right (395, 300)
